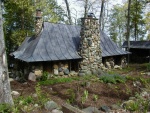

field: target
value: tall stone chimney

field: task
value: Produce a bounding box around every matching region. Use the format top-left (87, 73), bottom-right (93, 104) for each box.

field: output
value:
top-left (35, 9), bottom-right (43, 35)
top-left (79, 14), bottom-right (102, 76)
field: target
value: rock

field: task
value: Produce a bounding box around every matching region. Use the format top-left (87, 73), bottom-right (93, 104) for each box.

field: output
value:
top-left (114, 65), bottom-right (122, 69)
top-left (47, 74), bottom-right (53, 79)
top-left (58, 67), bottom-right (63, 72)
top-left (53, 64), bottom-right (58, 69)
top-left (11, 91), bottom-right (20, 96)
top-left (81, 66), bottom-right (88, 70)
top-left (141, 91), bottom-right (149, 99)
top-left (100, 105), bottom-right (110, 112)
top-left (129, 97), bottom-right (136, 100)
top-left (121, 100), bottom-right (135, 109)
top-left (133, 81), bottom-right (142, 87)
top-left (32, 93), bottom-right (38, 98)
top-left (28, 72), bottom-right (36, 82)
top-left (86, 70), bottom-right (92, 75)
top-left (97, 69), bottom-right (103, 76)
top-left (9, 78), bottom-right (14, 82)
top-left (85, 81), bottom-right (91, 87)
top-left (44, 101), bottom-right (59, 111)
top-left (91, 69), bottom-right (98, 75)
top-left (69, 71), bottom-right (77, 76)
top-left (82, 107), bottom-right (100, 113)
top-left (59, 72), bottom-right (64, 76)
top-left (147, 72), bottom-right (150, 76)
top-left (51, 109), bottom-right (63, 113)
top-left (64, 68), bottom-right (69, 75)
top-left (34, 69), bottom-right (42, 78)
top-left (54, 69), bottom-right (59, 75)
top-left (78, 72), bottom-right (85, 76)
top-left (110, 104), bottom-right (121, 110)
top-left (34, 104), bottom-right (39, 108)
top-left (106, 62), bottom-right (111, 69)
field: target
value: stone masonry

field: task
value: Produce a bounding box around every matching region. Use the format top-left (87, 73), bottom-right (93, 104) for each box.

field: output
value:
top-left (35, 9), bottom-right (43, 35)
top-left (79, 16), bottom-right (102, 76)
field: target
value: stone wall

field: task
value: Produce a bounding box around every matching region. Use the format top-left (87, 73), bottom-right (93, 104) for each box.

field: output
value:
top-left (79, 17), bottom-right (102, 76)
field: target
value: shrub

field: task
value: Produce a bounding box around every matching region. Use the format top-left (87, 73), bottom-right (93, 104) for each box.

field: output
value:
top-left (40, 71), bottom-right (49, 81)
top-left (0, 104), bottom-right (12, 113)
top-left (99, 73), bottom-right (126, 84)
top-left (146, 63), bottom-right (150, 71)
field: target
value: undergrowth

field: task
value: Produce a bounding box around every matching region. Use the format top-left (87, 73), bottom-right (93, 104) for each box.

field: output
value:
top-left (39, 77), bottom-right (79, 85)
top-left (99, 73), bottom-right (126, 84)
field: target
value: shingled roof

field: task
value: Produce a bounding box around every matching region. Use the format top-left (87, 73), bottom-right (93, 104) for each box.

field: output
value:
top-left (122, 41), bottom-right (150, 49)
top-left (12, 22), bottom-right (129, 62)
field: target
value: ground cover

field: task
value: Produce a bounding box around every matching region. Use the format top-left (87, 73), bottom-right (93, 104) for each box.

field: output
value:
top-left (8, 64), bottom-right (150, 112)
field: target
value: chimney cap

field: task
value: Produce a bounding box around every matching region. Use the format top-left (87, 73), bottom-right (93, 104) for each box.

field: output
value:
top-left (87, 13), bottom-right (96, 18)
top-left (36, 9), bottom-right (41, 11)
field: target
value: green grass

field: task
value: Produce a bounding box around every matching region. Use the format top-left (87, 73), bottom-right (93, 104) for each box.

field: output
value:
top-left (39, 77), bottom-right (80, 85)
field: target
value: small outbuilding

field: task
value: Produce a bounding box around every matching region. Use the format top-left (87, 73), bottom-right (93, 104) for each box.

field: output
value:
top-left (122, 41), bottom-right (150, 63)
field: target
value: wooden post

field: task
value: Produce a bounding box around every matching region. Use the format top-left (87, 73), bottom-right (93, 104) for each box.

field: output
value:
top-left (69, 60), bottom-right (71, 71)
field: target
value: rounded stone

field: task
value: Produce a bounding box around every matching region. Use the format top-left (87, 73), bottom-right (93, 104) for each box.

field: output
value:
top-left (78, 73), bottom-right (85, 76)
top-left (91, 69), bottom-right (98, 75)
top-left (85, 70), bottom-right (92, 75)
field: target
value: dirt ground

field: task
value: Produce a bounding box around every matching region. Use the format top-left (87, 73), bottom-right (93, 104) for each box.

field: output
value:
top-left (10, 64), bottom-right (150, 110)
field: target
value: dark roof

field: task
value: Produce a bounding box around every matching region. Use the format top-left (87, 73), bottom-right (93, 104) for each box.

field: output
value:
top-left (12, 22), bottom-right (129, 62)
top-left (122, 41), bottom-right (150, 49)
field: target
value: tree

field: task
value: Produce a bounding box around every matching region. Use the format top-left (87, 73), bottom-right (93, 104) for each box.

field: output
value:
top-left (64, 0), bottom-right (72, 24)
top-left (99, 0), bottom-right (105, 29)
top-left (3, 0), bottom-right (66, 58)
top-left (0, 0), bottom-right (13, 105)
top-left (130, 0), bottom-right (146, 41)
top-left (35, 0), bottom-right (66, 23)
top-left (145, 12), bottom-right (150, 39)
top-left (109, 4), bottom-right (127, 46)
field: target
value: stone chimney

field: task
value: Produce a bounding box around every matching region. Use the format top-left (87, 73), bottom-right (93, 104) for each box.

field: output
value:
top-left (79, 13), bottom-right (102, 76)
top-left (35, 9), bottom-right (43, 35)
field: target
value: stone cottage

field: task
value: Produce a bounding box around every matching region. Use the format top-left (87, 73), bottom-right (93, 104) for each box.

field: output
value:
top-left (11, 10), bottom-right (129, 77)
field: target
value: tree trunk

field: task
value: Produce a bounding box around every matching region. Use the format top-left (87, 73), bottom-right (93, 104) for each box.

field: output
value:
top-left (134, 0), bottom-right (138, 41)
top-left (84, 0), bottom-right (88, 18)
top-left (64, 0), bottom-right (72, 24)
top-left (0, 0), bottom-right (13, 105)
top-left (126, 0), bottom-right (131, 63)
top-left (99, 0), bottom-right (105, 30)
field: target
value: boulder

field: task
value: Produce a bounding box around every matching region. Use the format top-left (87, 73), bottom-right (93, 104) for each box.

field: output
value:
top-left (54, 69), bottom-right (59, 75)
top-left (78, 73), bottom-right (85, 76)
top-left (28, 72), bottom-right (36, 82)
top-left (59, 72), bottom-right (64, 76)
top-left (86, 70), bottom-right (92, 75)
top-left (51, 109), bottom-right (63, 113)
top-left (82, 107), bottom-right (100, 113)
top-left (110, 104), bottom-right (121, 110)
top-left (9, 78), bottom-right (15, 82)
top-left (34, 69), bottom-right (42, 78)
top-left (106, 62), bottom-right (111, 69)
top-left (114, 65), bottom-right (122, 69)
top-left (69, 71), bottom-right (78, 76)
top-left (58, 67), bottom-right (63, 72)
top-left (53, 64), bottom-right (58, 69)
top-left (91, 69), bottom-right (98, 75)
top-left (100, 105), bottom-right (111, 112)
top-left (64, 68), bottom-right (69, 75)
top-left (44, 101), bottom-right (59, 111)
top-left (11, 91), bottom-right (20, 96)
